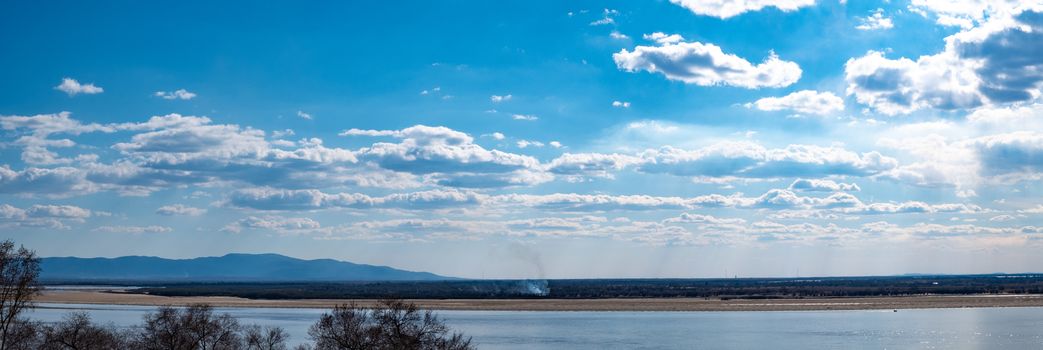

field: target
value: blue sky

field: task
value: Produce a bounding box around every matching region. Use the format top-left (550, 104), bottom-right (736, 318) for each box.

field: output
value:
top-left (2, 0), bottom-right (1043, 278)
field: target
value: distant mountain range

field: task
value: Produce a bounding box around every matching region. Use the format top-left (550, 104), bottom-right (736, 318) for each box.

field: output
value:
top-left (40, 253), bottom-right (452, 282)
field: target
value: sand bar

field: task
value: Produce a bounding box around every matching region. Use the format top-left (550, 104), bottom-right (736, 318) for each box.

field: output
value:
top-left (35, 290), bottom-right (1043, 312)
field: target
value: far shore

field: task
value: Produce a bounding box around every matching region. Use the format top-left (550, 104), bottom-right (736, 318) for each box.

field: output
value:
top-left (35, 290), bottom-right (1043, 312)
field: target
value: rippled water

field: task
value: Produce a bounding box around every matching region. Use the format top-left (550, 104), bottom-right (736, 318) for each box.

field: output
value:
top-left (28, 303), bottom-right (1043, 349)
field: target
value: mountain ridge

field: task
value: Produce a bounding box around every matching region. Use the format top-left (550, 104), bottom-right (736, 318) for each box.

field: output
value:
top-left (40, 253), bottom-right (453, 282)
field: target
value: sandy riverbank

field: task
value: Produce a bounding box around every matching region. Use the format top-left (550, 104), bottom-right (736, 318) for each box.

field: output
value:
top-left (35, 290), bottom-right (1043, 312)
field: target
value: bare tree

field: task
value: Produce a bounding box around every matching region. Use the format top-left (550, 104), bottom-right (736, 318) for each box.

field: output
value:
top-left (1, 320), bottom-right (39, 350)
top-left (309, 300), bottom-right (472, 350)
top-left (244, 325), bottom-right (289, 350)
top-left (39, 312), bottom-right (126, 350)
top-left (134, 304), bottom-right (243, 350)
top-left (0, 240), bottom-right (41, 350)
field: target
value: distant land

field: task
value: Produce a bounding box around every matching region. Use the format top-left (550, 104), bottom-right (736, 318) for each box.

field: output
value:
top-left (40, 253), bottom-right (452, 282)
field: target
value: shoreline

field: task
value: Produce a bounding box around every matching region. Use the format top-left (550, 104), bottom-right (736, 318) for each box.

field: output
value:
top-left (35, 290), bottom-right (1043, 312)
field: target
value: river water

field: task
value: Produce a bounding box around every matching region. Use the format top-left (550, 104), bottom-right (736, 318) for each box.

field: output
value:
top-left (27, 303), bottom-right (1043, 349)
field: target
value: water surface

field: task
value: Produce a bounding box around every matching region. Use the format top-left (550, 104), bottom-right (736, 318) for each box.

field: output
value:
top-left (29, 303), bottom-right (1043, 349)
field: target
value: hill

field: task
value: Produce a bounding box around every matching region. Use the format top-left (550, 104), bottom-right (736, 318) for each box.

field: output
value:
top-left (40, 253), bottom-right (451, 282)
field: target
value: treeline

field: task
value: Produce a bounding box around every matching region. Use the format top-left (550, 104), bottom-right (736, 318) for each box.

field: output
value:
top-left (6, 301), bottom-right (472, 350)
top-left (0, 240), bottom-right (473, 350)
top-left (129, 275), bottom-right (1043, 300)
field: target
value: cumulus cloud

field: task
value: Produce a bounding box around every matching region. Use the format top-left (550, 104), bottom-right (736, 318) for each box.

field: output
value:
top-left (1019, 205), bottom-right (1043, 214)
top-left (490, 94), bottom-right (512, 102)
top-left (156, 204), bottom-right (207, 216)
top-left (0, 166), bottom-right (95, 197)
top-left (225, 188), bottom-right (482, 211)
top-left (221, 216), bottom-right (321, 233)
top-left (614, 40), bottom-right (801, 88)
top-left (26, 204), bottom-right (92, 219)
top-left (908, 0), bottom-right (1024, 28)
top-left (788, 179), bottom-right (861, 192)
top-left (54, 78), bottom-right (103, 96)
top-left (972, 131), bottom-right (1043, 178)
top-left (516, 140), bottom-right (543, 148)
top-left (487, 132), bottom-right (506, 140)
top-left (0, 113), bottom-right (400, 196)
top-left (609, 31), bottom-right (629, 40)
top-left (844, 50), bottom-right (981, 115)
top-left (0, 112), bottom-right (117, 165)
top-left (663, 213), bottom-right (746, 225)
top-left (546, 153), bottom-right (642, 179)
top-left (0, 203), bottom-right (95, 230)
top-left (296, 111), bottom-right (313, 120)
top-left (638, 142), bottom-right (898, 179)
top-left (113, 121), bottom-right (267, 161)
top-left (848, 202), bottom-right (984, 215)
top-left (845, 8), bottom-right (1043, 114)
top-left (590, 8), bottom-right (619, 26)
top-left (345, 125), bottom-right (544, 187)
top-left (495, 193), bottom-right (700, 211)
top-left (668, 0), bottom-right (816, 19)
top-left (749, 90), bottom-right (845, 115)
top-left (856, 9), bottom-right (894, 30)
top-left (154, 89), bottom-right (196, 100)
top-left (642, 32), bottom-right (684, 44)
top-left (94, 225), bottom-right (173, 234)
top-left (612, 101), bottom-right (631, 108)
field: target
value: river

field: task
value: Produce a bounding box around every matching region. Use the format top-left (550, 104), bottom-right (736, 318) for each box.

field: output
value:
top-left (27, 303), bottom-right (1043, 349)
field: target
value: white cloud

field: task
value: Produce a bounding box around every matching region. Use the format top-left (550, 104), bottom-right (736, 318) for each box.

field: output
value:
top-left (844, 50), bottom-right (981, 115)
top-left (989, 214), bottom-right (1017, 222)
top-left (549, 141), bottom-right (563, 148)
top-left (614, 40), bottom-right (801, 89)
top-left (222, 216), bottom-right (320, 233)
top-left (610, 31), bottom-right (629, 40)
top-left (94, 225), bottom-right (173, 234)
top-left (663, 213), bottom-right (747, 225)
top-left (908, 0), bottom-right (1023, 28)
top-left (642, 32), bottom-right (685, 44)
top-left (590, 8), bottom-right (619, 26)
top-left (54, 78), bottom-right (103, 96)
top-left (638, 142), bottom-right (898, 179)
top-left (0, 166), bottom-right (95, 197)
top-left (547, 153), bottom-right (642, 179)
top-left (0, 203), bottom-right (95, 230)
top-left (296, 110), bottom-right (313, 120)
top-left (512, 114), bottom-right (538, 121)
top-left (156, 204), bottom-right (207, 216)
top-left (495, 193), bottom-right (701, 211)
top-left (154, 89), bottom-right (197, 100)
top-left (750, 90), bottom-right (845, 115)
top-left (612, 101), bottom-right (631, 108)
top-left (856, 9), bottom-right (894, 30)
top-left (26, 204), bottom-right (92, 219)
top-left (490, 94), bottom-right (513, 103)
top-left (788, 179), bottom-right (861, 192)
top-left (972, 131), bottom-right (1043, 178)
top-left (668, 0), bottom-right (817, 19)
top-left (226, 188), bottom-right (482, 211)
top-left (1019, 205), bottom-right (1043, 214)
top-left (846, 8), bottom-right (1043, 114)
top-left (345, 125), bottom-right (546, 188)
top-left (516, 140), bottom-right (544, 148)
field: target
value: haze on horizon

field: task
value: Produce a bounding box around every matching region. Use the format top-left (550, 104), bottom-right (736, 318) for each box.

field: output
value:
top-left (2, 1), bottom-right (1043, 279)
